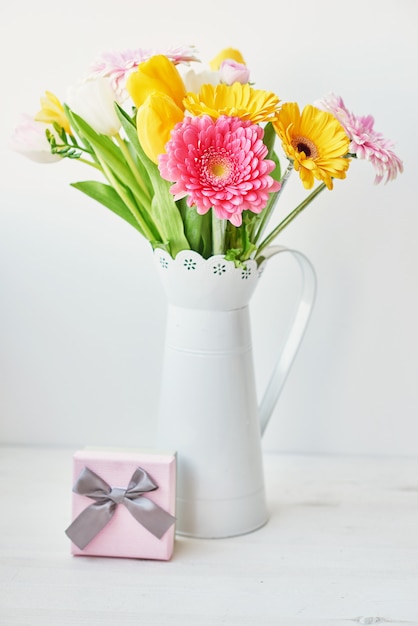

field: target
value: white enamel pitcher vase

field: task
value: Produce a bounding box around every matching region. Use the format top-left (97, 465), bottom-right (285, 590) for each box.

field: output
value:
top-left (154, 245), bottom-right (316, 538)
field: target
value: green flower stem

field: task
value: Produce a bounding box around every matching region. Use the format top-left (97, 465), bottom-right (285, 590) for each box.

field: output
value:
top-left (67, 142), bottom-right (93, 155)
top-left (253, 160), bottom-right (294, 245)
top-left (212, 211), bottom-right (227, 255)
top-left (97, 153), bottom-right (159, 242)
top-left (115, 134), bottom-right (152, 204)
top-left (224, 220), bottom-right (237, 250)
top-left (77, 157), bottom-right (102, 169)
top-left (255, 182), bottom-right (327, 260)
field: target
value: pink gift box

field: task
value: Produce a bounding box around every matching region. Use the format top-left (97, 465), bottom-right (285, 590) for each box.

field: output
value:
top-left (66, 448), bottom-right (176, 561)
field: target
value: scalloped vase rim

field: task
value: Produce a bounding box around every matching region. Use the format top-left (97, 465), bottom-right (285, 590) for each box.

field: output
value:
top-left (153, 248), bottom-right (265, 311)
top-left (154, 248), bottom-right (264, 269)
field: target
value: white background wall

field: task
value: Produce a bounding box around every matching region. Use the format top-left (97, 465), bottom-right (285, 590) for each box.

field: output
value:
top-left (1, 0), bottom-right (416, 455)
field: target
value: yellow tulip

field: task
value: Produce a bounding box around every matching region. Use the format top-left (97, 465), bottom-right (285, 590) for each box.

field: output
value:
top-left (127, 55), bottom-right (186, 111)
top-left (136, 92), bottom-right (184, 163)
top-left (209, 48), bottom-right (246, 71)
top-left (34, 91), bottom-right (72, 135)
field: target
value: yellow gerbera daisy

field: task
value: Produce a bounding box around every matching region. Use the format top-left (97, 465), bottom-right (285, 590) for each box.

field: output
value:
top-left (273, 102), bottom-right (350, 190)
top-left (35, 91), bottom-right (72, 135)
top-left (183, 83), bottom-right (280, 124)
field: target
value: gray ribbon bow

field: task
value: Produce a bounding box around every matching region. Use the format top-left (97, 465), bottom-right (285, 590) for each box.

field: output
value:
top-left (65, 466), bottom-right (175, 550)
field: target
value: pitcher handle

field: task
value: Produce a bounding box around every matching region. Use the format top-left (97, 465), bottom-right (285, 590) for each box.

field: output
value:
top-left (258, 245), bottom-right (317, 435)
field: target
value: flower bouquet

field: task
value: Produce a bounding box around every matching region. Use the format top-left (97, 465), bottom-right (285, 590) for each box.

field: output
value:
top-left (10, 45), bottom-right (404, 538)
top-left (10, 45), bottom-right (403, 265)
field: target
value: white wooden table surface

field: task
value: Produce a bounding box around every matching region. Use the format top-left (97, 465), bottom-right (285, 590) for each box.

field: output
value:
top-left (1, 445), bottom-right (417, 625)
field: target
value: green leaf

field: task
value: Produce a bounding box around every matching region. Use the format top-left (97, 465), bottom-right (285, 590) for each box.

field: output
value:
top-left (263, 122), bottom-right (281, 183)
top-left (66, 109), bottom-right (152, 211)
top-left (63, 105), bottom-right (98, 164)
top-left (65, 107), bottom-right (166, 244)
top-left (176, 197), bottom-right (215, 255)
top-left (71, 181), bottom-right (144, 235)
top-left (115, 105), bottom-right (142, 151)
top-left (115, 105), bottom-right (190, 257)
top-left (270, 150), bottom-right (282, 183)
top-left (224, 248), bottom-right (243, 264)
top-left (69, 103), bottom-right (190, 257)
top-left (115, 107), bottom-right (153, 180)
top-left (150, 176), bottom-right (190, 257)
top-left (263, 122), bottom-right (276, 156)
top-left (200, 212), bottom-right (213, 258)
top-left (176, 199), bottom-right (201, 251)
top-left (114, 105), bottom-right (154, 196)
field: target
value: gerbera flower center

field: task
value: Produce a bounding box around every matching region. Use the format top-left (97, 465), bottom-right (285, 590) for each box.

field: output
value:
top-left (292, 135), bottom-right (319, 159)
top-left (201, 148), bottom-right (235, 186)
top-left (211, 160), bottom-right (229, 178)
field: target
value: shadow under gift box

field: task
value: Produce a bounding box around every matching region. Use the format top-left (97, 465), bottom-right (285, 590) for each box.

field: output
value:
top-left (67, 449), bottom-right (177, 561)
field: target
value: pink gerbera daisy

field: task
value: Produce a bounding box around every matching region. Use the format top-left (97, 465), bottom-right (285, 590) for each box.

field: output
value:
top-left (158, 115), bottom-right (280, 227)
top-left (317, 93), bottom-right (403, 184)
top-left (86, 45), bottom-right (200, 98)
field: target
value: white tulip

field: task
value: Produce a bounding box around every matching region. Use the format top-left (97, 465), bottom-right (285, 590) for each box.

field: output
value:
top-left (180, 67), bottom-right (220, 93)
top-left (66, 77), bottom-right (121, 136)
